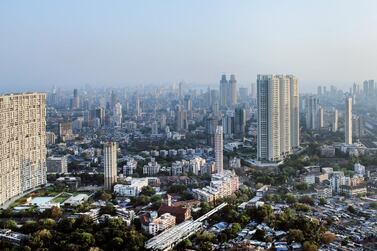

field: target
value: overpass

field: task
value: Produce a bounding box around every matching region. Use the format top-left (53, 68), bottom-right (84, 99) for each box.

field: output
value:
top-left (145, 202), bottom-right (228, 251)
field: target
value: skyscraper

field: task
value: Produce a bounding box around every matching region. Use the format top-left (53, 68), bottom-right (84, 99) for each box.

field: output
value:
top-left (332, 108), bottom-right (338, 132)
top-left (104, 142), bottom-right (117, 190)
top-left (345, 97), bottom-right (353, 145)
top-left (219, 74), bottom-right (228, 107)
top-left (228, 74), bottom-right (238, 106)
top-left (257, 75), bottom-right (300, 161)
top-left (214, 125), bottom-right (224, 175)
top-left (290, 76), bottom-right (300, 148)
top-left (318, 107), bottom-right (324, 128)
top-left (305, 96), bottom-right (320, 130)
top-left (234, 107), bottom-right (246, 138)
top-left (219, 74), bottom-right (238, 108)
top-left (135, 95), bottom-right (141, 117)
top-left (72, 88), bottom-right (80, 110)
top-left (0, 93), bottom-right (47, 206)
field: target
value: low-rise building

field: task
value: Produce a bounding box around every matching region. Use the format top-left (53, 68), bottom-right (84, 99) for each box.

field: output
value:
top-left (116, 207), bottom-right (135, 226)
top-left (0, 229), bottom-right (29, 246)
top-left (354, 163), bottom-right (366, 177)
top-left (47, 156), bottom-right (68, 173)
top-left (158, 197), bottom-right (191, 223)
top-left (140, 212), bottom-right (176, 235)
top-left (55, 177), bottom-right (81, 190)
top-left (114, 178), bottom-right (149, 197)
top-left (320, 145), bottom-right (336, 157)
top-left (63, 194), bottom-right (89, 207)
top-left (340, 184), bottom-right (367, 196)
top-left (193, 170), bottom-right (239, 202)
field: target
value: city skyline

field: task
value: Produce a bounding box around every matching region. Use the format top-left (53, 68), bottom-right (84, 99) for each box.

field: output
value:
top-left (1, 2), bottom-right (377, 250)
top-left (2, 1), bottom-right (377, 92)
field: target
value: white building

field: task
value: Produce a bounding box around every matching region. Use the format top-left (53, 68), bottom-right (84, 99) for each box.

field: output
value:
top-left (123, 158), bottom-right (137, 176)
top-left (305, 96), bottom-right (320, 130)
top-left (332, 109), bottom-right (338, 132)
top-left (142, 213), bottom-right (176, 236)
top-left (171, 161), bottom-right (184, 176)
top-left (189, 157), bottom-right (206, 175)
top-left (330, 171), bottom-right (345, 194)
top-left (104, 142), bottom-right (117, 191)
top-left (113, 102), bottom-right (122, 126)
top-left (113, 178), bottom-right (149, 197)
top-left (345, 97), bottom-right (353, 145)
top-left (257, 75), bottom-right (299, 161)
top-left (143, 158), bottom-right (161, 176)
top-left (192, 170), bottom-right (239, 202)
top-left (354, 163), bottom-right (365, 177)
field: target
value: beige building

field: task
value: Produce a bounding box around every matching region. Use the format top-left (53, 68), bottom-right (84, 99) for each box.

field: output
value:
top-left (0, 93), bottom-right (47, 206)
top-left (104, 142), bottom-right (117, 190)
top-left (345, 97), bottom-right (353, 145)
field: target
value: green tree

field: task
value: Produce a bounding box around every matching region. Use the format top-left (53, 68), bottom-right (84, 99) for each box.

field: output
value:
top-left (303, 241), bottom-right (318, 251)
top-left (319, 197), bottom-right (327, 206)
top-left (370, 202), bottom-right (377, 209)
top-left (227, 223), bottom-right (241, 237)
top-left (299, 196), bottom-right (315, 206)
top-left (285, 193), bottom-right (297, 204)
top-left (196, 231), bottom-right (215, 242)
top-left (21, 220), bottom-right (38, 234)
top-left (3, 219), bottom-right (17, 230)
top-left (199, 241), bottom-right (213, 251)
top-left (111, 237), bottom-right (124, 250)
top-left (287, 229), bottom-right (305, 243)
top-left (140, 186), bottom-right (156, 196)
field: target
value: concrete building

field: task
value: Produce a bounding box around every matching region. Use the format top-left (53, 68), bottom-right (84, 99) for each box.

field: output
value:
top-left (305, 96), bottom-right (320, 130)
top-left (46, 132), bottom-right (56, 145)
top-left (228, 74), bottom-right (238, 107)
top-left (345, 97), bottom-right (353, 145)
top-left (141, 212), bottom-right (176, 236)
top-left (113, 178), bottom-right (149, 197)
top-left (192, 170), bottom-right (239, 203)
top-left (214, 126), bottom-right (224, 175)
top-left (123, 158), bottom-right (137, 176)
top-left (0, 93), bottom-right (47, 206)
top-left (104, 142), bottom-right (117, 191)
top-left (257, 75), bottom-right (300, 161)
top-left (332, 109), bottom-right (338, 132)
top-left (72, 88), bottom-right (80, 110)
top-left (189, 157), bottom-right (206, 175)
top-left (234, 108), bottom-right (246, 138)
top-left (318, 107), bottom-right (324, 128)
top-left (46, 156), bottom-right (68, 173)
top-left (354, 163), bottom-right (366, 177)
top-left (219, 74), bottom-right (238, 108)
top-left (220, 74), bottom-right (228, 107)
top-left (143, 158), bottom-right (161, 176)
top-left (59, 121), bottom-right (73, 142)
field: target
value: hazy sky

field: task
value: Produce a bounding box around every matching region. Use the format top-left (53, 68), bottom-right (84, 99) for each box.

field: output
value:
top-left (1, 1), bottom-right (377, 92)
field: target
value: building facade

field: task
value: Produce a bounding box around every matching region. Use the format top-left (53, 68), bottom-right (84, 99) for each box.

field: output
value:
top-left (0, 93), bottom-right (47, 206)
top-left (104, 142), bottom-right (117, 190)
top-left (214, 126), bottom-right (224, 175)
top-left (257, 75), bottom-right (300, 161)
top-left (345, 97), bottom-right (353, 145)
